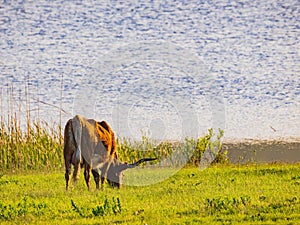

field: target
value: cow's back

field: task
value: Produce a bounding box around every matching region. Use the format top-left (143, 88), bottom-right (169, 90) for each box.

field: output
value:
top-left (64, 115), bottom-right (117, 169)
top-left (96, 121), bottom-right (117, 159)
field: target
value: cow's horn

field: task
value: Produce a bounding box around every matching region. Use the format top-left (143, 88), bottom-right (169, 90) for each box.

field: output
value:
top-left (127, 158), bottom-right (157, 168)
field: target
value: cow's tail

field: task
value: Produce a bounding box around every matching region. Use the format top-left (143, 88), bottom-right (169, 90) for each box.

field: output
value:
top-left (74, 139), bottom-right (82, 165)
top-left (70, 115), bottom-right (83, 182)
top-left (71, 115), bottom-right (83, 164)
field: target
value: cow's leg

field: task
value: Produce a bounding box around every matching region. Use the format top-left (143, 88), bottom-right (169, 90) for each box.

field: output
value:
top-left (92, 169), bottom-right (100, 189)
top-left (64, 160), bottom-right (71, 191)
top-left (64, 119), bottom-right (76, 191)
top-left (100, 163), bottom-right (110, 189)
top-left (101, 176), bottom-right (106, 190)
top-left (84, 163), bottom-right (92, 190)
top-left (72, 160), bottom-right (81, 184)
top-left (64, 147), bottom-right (73, 191)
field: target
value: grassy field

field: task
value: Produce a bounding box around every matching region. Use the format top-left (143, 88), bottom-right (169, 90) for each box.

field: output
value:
top-left (0, 164), bottom-right (299, 224)
top-left (0, 120), bottom-right (299, 224)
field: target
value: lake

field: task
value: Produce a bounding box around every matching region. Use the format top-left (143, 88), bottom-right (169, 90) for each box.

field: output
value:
top-left (0, 0), bottom-right (299, 141)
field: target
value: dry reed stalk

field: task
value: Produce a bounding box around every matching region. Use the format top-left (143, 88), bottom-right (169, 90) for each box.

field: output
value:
top-left (25, 76), bottom-right (31, 140)
top-left (0, 87), bottom-right (2, 125)
top-left (6, 87), bottom-right (11, 140)
top-left (59, 74), bottom-right (63, 144)
top-left (35, 82), bottom-right (41, 136)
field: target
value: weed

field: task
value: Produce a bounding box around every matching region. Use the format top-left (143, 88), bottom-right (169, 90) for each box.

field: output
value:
top-left (117, 128), bottom-right (226, 167)
top-left (71, 196), bottom-right (122, 218)
top-left (205, 196), bottom-right (251, 214)
top-left (92, 196), bottom-right (122, 217)
top-left (0, 196), bottom-right (49, 220)
top-left (71, 199), bottom-right (85, 218)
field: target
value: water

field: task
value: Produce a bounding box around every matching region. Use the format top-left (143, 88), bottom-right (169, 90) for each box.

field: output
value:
top-left (0, 0), bottom-right (299, 141)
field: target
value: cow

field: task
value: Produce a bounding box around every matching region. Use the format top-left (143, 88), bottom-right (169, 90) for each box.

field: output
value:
top-left (64, 115), bottom-right (156, 190)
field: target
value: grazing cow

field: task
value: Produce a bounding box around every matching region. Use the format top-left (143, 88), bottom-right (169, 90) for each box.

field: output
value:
top-left (64, 115), bottom-right (156, 190)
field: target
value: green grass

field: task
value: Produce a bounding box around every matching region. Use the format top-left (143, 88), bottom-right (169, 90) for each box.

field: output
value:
top-left (0, 121), bottom-right (299, 223)
top-left (0, 164), bottom-right (299, 224)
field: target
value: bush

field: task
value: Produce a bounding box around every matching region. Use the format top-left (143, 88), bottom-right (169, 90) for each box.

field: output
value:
top-left (117, 128), bottom-right (226, 167)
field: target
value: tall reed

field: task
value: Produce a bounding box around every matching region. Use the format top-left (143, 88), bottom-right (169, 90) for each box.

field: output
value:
top-left (0, 117), bottom-right (225, 172)
top-left (0, 77), bottom-right (65, 172)
top-left (0, 118), bottom-right (63, 172)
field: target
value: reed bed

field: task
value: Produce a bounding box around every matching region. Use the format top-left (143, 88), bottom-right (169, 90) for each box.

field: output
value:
top-left (0, 115), bottom-right (225, 173)
top-left (0, 78), bottom-right (65, 172)
top-left (0, 119), bottom-right (63, 172)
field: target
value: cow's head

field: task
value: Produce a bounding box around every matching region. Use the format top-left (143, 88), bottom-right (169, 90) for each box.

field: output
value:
top-left (106, 158), bottom-right (157, 188)
top-left (106, 160), bottom-right (126, 188)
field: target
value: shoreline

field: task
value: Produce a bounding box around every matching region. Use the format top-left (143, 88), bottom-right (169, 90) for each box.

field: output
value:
top-left (222, 137), bottom-right (300, 164)
top-left (223, 136), bottom-right (300, 144)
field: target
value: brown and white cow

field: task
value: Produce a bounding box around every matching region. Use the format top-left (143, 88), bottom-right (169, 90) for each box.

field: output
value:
top-left (63, 115), bottom-right (156, 190)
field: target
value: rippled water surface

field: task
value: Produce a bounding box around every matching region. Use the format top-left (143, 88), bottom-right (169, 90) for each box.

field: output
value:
top-left (0, 0), bottom-right (299, 140)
